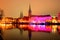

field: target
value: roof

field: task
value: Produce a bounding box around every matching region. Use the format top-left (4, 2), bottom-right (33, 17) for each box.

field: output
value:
top-left (31, 15), bottom-right (51, 17)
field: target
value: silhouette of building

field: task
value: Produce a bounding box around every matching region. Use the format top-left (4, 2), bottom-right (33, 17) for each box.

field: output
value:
top-left (0, 9), bottom-right (3, 40)
top-left (20, 11), bottom-right (23, 18)
top-left (0, 9), bottom-right (3, 19)
top-left (28, 5), bottom-right (32, 17)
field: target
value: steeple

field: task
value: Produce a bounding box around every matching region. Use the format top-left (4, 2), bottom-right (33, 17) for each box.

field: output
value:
top-left (0, 9), bottom-right (3, 19)
top-left (20, 11), bottom-right (23, 18)
top-left (28, 4), bottom-right (32, 17)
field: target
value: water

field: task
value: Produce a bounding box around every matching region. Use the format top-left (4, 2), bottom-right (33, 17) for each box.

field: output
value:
top-left (1, 25), bottom-right (60, 40)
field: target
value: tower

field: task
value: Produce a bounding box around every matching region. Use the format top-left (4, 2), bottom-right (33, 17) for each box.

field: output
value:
top-left (28, 4), bottom-right (32, 17)
top-left (0, 9), bottom-right (4, 40)
top-left (0, 9), bottom-right (3, 19)
top-left (19, 11), bottom-right (24, 40)
top-left (20, 11), bottom-right (23, 18)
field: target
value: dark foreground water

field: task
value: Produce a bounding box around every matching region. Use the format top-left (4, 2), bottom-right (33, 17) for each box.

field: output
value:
top-left (1, 28), bottom-right (60, 40)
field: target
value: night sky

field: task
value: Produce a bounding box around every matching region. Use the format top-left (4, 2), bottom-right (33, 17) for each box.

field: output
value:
top-left (0, 0), bottom-right (60, 17)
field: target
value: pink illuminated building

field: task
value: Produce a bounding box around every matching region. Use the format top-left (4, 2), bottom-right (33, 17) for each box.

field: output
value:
top-left (18, 5), bottom-right (52, 32)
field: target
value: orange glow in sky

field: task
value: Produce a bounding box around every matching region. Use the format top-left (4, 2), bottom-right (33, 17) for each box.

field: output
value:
top-left (0, 0), bottom-right (60, 18)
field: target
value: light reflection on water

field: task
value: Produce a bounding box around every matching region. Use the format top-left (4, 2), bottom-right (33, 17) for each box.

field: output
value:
top-left (1, 25), bottom-right (60, 40)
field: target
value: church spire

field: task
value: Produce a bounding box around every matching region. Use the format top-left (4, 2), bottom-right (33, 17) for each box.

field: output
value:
top-left (0, 9), bottom-right (3, 19)
top-left (28, 4), bottom-right (32, 17)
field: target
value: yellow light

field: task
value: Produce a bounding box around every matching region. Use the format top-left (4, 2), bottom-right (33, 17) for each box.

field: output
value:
top-left (0, 17), bottom-right (13, 30)
top-left (52, 25), bottom-right (57, 33)
top-left (0, 23), bottom-right (6, 30)
top-left (58, 20), bottom-right (60, 23)
top-left (18, 18), bottom-right (29, 23)
top-left (0, 23), bottom-right (6, 27)
top-left (0, 23), bottom-right (13, 30)
top-left (52, 16), bottom-right (57, 23)
top-left (46, 20), bottom-right (51, 22)
top-left (52, 16), bottom-right (56, 18)
top-left (52, 19), bottom-right (57, 23)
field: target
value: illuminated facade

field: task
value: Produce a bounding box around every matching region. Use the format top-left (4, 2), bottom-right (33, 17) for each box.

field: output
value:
top-left (29, 15), bottom-right (52, 32)
top-left (0, 6), bottom-right (60, 33)
top-left (17, 5), bottom-right (52, 32)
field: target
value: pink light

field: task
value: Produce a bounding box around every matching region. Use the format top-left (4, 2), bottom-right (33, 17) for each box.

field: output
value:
top-left (32, 21), bottom-right (36, 23)
top-left (38, 25), bottom-right (46, 30)
top-left (29, 17), bottom-right (38, 23)
top-left (29, 24), bottom-right (52, 32)
top-left (29, 16), bottom-right (51, 23)
top-left (38, 17), bottom-right (51, 23)
top-left (29, 16), bottom-right (52, 32)
top-left (30, 24), bottom-right (37, 30)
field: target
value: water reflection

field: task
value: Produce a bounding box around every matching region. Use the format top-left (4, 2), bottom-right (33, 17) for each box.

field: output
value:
top-left (0, 17), bottom-right (60, 40)
top-left (0, 25), bottom-right (60, 40)
top-left (52, 25), bottom-right (58, 33)
top-left (18, 24), bottom-right (60, 33)
top-left (0, 23), bottom-right (60, 33)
